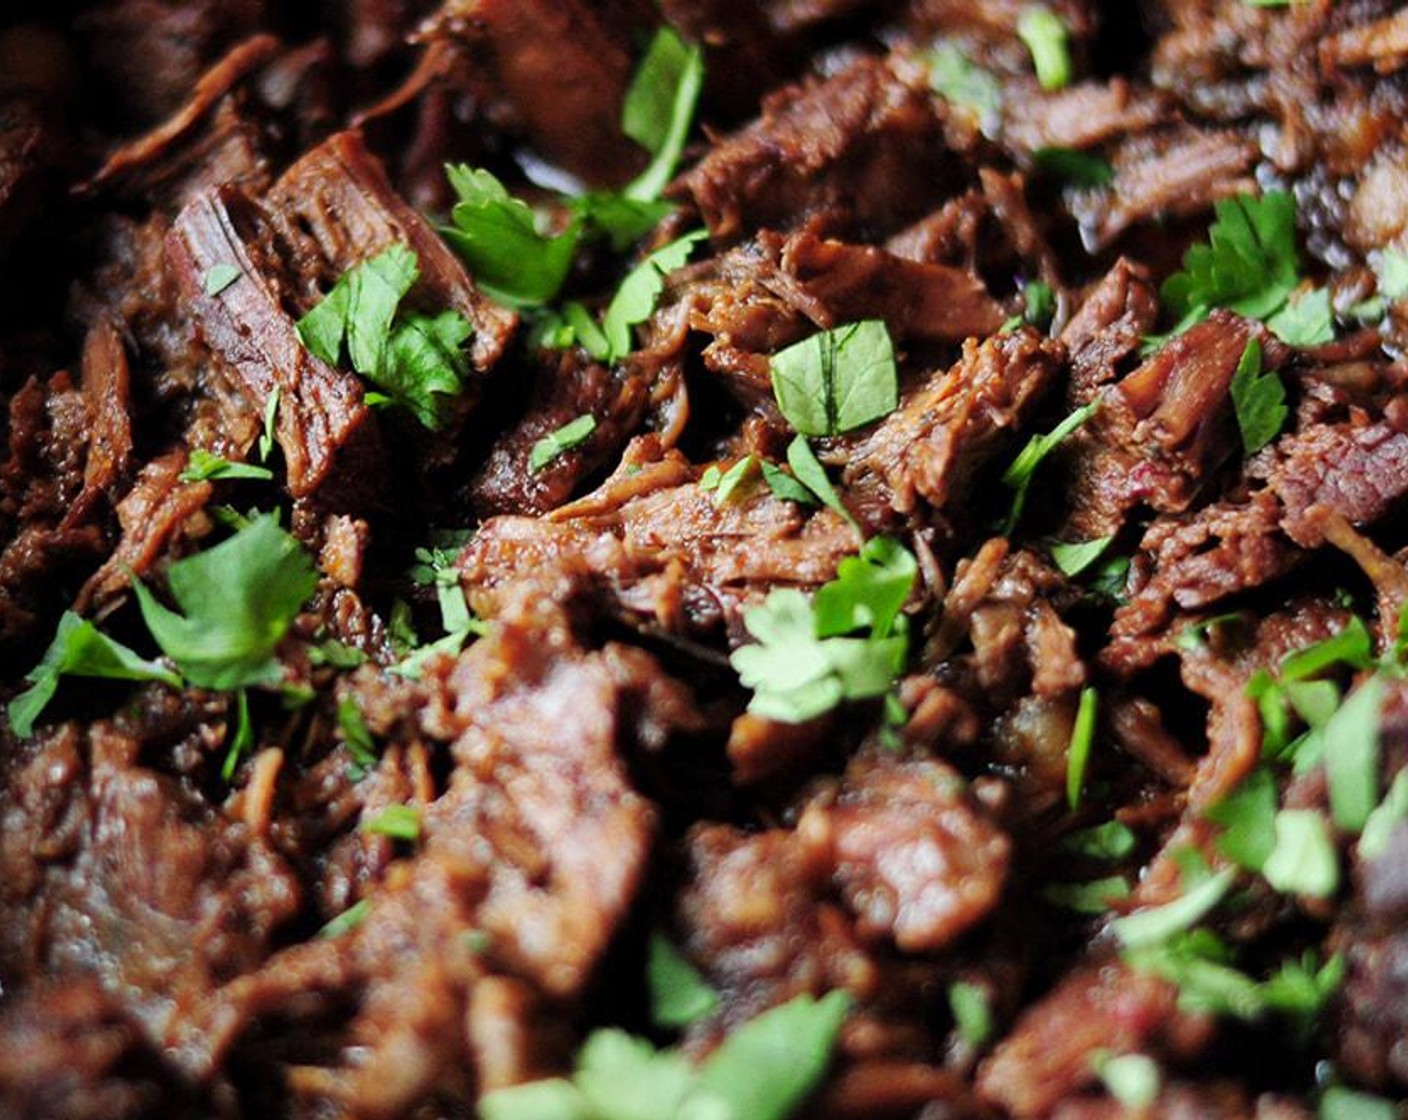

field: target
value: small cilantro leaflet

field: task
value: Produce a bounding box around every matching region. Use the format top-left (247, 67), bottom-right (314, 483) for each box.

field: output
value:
top-left (947, 981), bottom-right (993, 1048)
top-left (1050, 535), bottom-right (1114, 576)
top-left (530, 414), bottom-right (598, 472)
top-left (1032, 147), bottom-right (1114, 188)
top-left (1061, 819), bottom-right (1137, 860)
top-left (1377, 249), bottom-right (1408, 300)
top-left (927, 43), bottom-right (1002, 132)
top-left (338, 695), bottom-right (378, 773)
top-left (1017, 6), bottom-right (1072, 91)
top-left (647, 932), bottom-right (720, 1029)
top-left (813, 536), bottom-right (917, 640)
top-left (7, 611), bottom-right (180, 738)
top-left (179, 448), bottom-right (274, 483)
top-left (362, 804), bottom-right (421, 841)
top-left (1023, 280), bottom-right (1056, 329)
top-left (319, 898), bottom-right (371, 939)
top-left (786, 436), bottom-right (855, 527)
top-left (598, 230), bottom-right (707, 359)
top-left (1207, 766), bottom-right (1278, 872)
top-left (1161, 191), bottom-right (1301, 328)
top-left (203, 263), bottom-right (240, 296)
top-left (1360, 767), bottom-right (1408, 861)
top-left (1096, 1054), bottom-right (1160, 1109)
top-left (1113, 868), bottom-right (1235, 949)
top-left (760, 459), bottom-right (819, 506)
top-left (1229, 338), bottom-right (1287, 455)
top-left (770, 320), bottom-right (898, 437)
top-left (1002, 400), bottom-right (1099, 533)
top-left (1324, 676), bottom-right (1383, 833)
top-left (131, 514), bottom-right (318, 691)
top-left (1043, 875), bottom-right (1131, 914)
top-left (700, 456), bottom-right (758, 506)
top-left (1267, 287), bottom-right (1335, 347)
top-left (442, 166), bottom-right (582, 307)
top-left (1066, 686), bottom-right (1099, 809)
top-left (1262, 808), bottom-right (1339, 898)
top-left (621, 27), bottom-right (705, 203)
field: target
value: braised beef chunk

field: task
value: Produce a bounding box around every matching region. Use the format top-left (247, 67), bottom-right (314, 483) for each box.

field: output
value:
top-left (10, 4), bottom-right (1408, 1119)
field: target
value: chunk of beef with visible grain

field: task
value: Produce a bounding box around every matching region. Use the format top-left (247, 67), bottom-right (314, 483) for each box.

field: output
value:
top-left (841, 328), bottom-right (1064, 531)
top-left (1060, 257), bottom-right (1161, 399)
top-left (1065, 312), bottom-right (1261, 538)
top-left (461, 462), bottom-right (857, 638)
top-left (978, 962), bottom-right (1214, 1119)
top-left (796, 757), bottom-right (1010, 953)
top-left (677, 55), bottom-right (960, 240)
top-left (1003, 79), bottom-right (1172, 154)
top-left (421, 0), bottom-right (652, 187)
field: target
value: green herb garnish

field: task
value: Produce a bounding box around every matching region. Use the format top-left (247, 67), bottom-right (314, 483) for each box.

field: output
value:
top-left (647, 933), bottom-right (719, 1029)
top-left (770, 320), bottom-right (898, 438)
top-left (362, 804), bottom-right (422, 841)
top-left (530, 414), bottom-right (598, 472)
top-left (1017, 6), bottom-right (1072, 91)
top-left (1002, 400), bottom-right (1099, 533)
top-left (179, 448), bottom-right (274, 483)
top-left (1229, 338), bottom-right (1287, 455)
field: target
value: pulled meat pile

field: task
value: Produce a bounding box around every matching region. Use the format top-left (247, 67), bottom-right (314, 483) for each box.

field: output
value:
top-left (7, 2), bottom-right (1408, 1118)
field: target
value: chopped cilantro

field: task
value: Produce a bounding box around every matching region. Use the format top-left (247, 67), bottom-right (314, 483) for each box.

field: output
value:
top-left (621, 27), bottom-right (705, 203)
top-left (222, 688), bottom-right (254, 780)
top-left (1032, 147), bottom-right (1113, 188)
top-left (1283, 616), bottom-right (1374, 681)
top-left (1002, 400), bottom-right (1099, 534)
top-left (296, 245), bottom-right (473, 430)
top-left (131, 514), bottom-right (317, 691)
top-left (696, 991), bottom-right (850, 1120)
top-left (362, 804), bottom-right (421, 842)
top-left (1262, 809), bottom-right (1339, 898)
top-left (1320, 1087), bottom-right (1399, 1120)
top-left (770, 320), bottom-right (898, 437)
top-left (760, 459), bottom-right (820, 506)
top-left (1324, 676), bottom-right (1383, 833)
top-left (1066, 686), bottom-right (1099, 809)
top-left (530, 414), bottom-right (598, 472)
top-left (1377, 249), bottom-right (1408, 300)
top-left (947, 981), bottom-right (993, 1048)
top-left (1161, 191), bottom-right (1302, 331)
top-left (1113, 867), bottom-right (1235, 949)
top-left (1023, 279), bottom-right (1057, 329)
top-left (442, 165), bottom-right (582, 307)
top-left (927, 43), bottom-right (1002, 132)
top-left (1229, 338), bottom-right (1287, 456)
top-left (179, 448), bottom-right (274, 483)
top-left (1096, 1053), bottom-right (1160, 1109)
top-left (7, 611), bottom-right (180, 738)
top-left (1050, 535), bottom-right (1113, 576)
top-left (1360, 767), bottom-right (1408, 860)
top-left (309, 639), bottom-right (366, 669)
top-left (410, 532), bottom-right (475, 635)
top-left (1043, 874), bottom-right (1131, 914)
top-left (1207, 767), bottom-right (1278, 872)
top-left (1268, 287), bottom-right (1335, 347)
top-left (203, 263), bottom-right (240, 296)
top-left (1017, 6), bottom-right (1072, 91)
top-left (647, 932), bottom-right (719, 1029)
top-left (258, 387), bottom-right (279, 463)
top-left (480, 991), bottom-right (848, 1120)
top-left (1061, 819), bottom-right (1137, 860)
top-left (596, 230), bottom-right (707, 359)
top-left (700, 456), bottom-right (758, 506)
top-left (731, 538), bottom-right (917, 724)
top-left (786, 436), bottom-right (856, 527)
top-left (319, 898), bottom-right (371, 939)
top-left (337, 695), bottom-right (378, 772)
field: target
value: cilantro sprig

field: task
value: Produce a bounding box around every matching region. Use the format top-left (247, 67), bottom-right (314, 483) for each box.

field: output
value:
top-left (296, 244), bottom-right (473, 430)
top-left (731, 538), bottom-right (917, 723)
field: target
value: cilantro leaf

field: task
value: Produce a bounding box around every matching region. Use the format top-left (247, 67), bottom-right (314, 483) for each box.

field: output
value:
top-left (1096, 1054), bottom-right (1160, 1109)
top-left (1321, 1087), bottom-right (1399, 1120)
top-left (697, 991), bottom-right (850, 1120)
top-left (1001, 400), bottom-right (1099, 533)
top-left (761, 459), bottom-right (819, 506)
top-left (813, 536), bottom-right (917, 639)
top-left (1267, 287), bottom-right (1335, 347)
top-left (1161, 192), bottom-right (1301, 327)
top-left (1023, 279), bottom-right (1057, 329)
top-left (621, 27), bottom-right (705, 203)
top-left (1061, 819), bottom-right (1138, 860)
top-left (947, 981), bottom-right (993, 1048)
top-left (786, 436), bottom-right (855, 527)
top-left (442, 165), bottom-right (583, 307)
top-left (770, 320), bottom-right (898, 437)
top-left (530, 414), bottom-right (598, 472)
top-left (699, 456), bottom-right (758, 506)
top-left (179, 448), bottom-right (274, 483)
top-left (1032, 147), bottom-right (1113, 188)
top-left (1262, 808), bottom-right (1339, 898)
top-left (362, 804), bottom-right (421, 841)
top-left (1113, 868), bottom-right (1236, 949)
top-left (647, 932), bottom-right (720, 1029)
top-left (1017, 6), bottom-right (1072, 91)
top-left (927, 43), bottom-right (1002, 132)
top-left (1207, 767), bottom-right (1279, 871)
top-left (376, 310), bottom-right (473, 430)
top-left (1324, 676), bottom-right (1383, 833)
top-left (1066, 686), bottom-right (1099, 809)
top-left (338, 695), bottom-right (378, 772)
top-left (203, 263), bottom-right (240, 296)
top-left (1043, 874), bottom-right (1131, 914)
top-left (1360, 767), bottom-right (1408, 861)
top-left (1229, 338), bottom-right (1287, 455)
top-left (319, 898), bottom-right (371, 940)
top-left (131, 514), bottom-right (318, 691)
top-left (600, 230), bottom-right (707, 358)
top-left (7, 611), bottom-right (180, 737)
top-left (1377, 249), bottom-right (1408, 300)
top-left (1050, 535), bottom-right (1114, 576)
